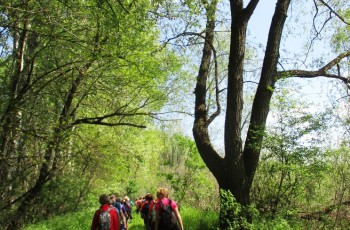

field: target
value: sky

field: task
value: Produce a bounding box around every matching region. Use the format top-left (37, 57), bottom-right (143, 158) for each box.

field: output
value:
top-left (245, 0), bottom-right (343, 108)
top-left (175, 0), bottom-right (348, 150)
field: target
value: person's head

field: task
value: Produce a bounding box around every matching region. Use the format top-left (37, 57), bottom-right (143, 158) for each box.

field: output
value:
top-left (156, 188), bottom-right (168, 199)
top-left (99, 194), bottom-right (110, 205)
top-left (109, 194), bottom-right (116, 203)
top-left (124, 196), bottom-right (130, 201)
top-left (116, 197), bottom-right (122, 203)
top-left (145, 193), bottom-right (153, 201)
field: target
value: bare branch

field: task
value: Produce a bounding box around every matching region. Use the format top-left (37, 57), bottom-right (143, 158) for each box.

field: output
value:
top-left (277, 50), bottom-right (350, 87)
top-left (71, 109), bottom-right (195, 127)
top-left (318, 0), bottom-right (350, 25)
top-left (312, 0), bottom-right (333, 40)
top-left (207, 31), bottom-right (221, 125)
top-left (321, 50), bottom-right (350, 72)
top-left (157, 31), bottom-right (206, 54)
top-left (73, 119), bottom-right (146, 128)
top-left (158, 26), bottom-right (222, 125)
top-left (72, 111), bottom-right (147, 125)
top-left (279, 70), bottom-right (349, 84)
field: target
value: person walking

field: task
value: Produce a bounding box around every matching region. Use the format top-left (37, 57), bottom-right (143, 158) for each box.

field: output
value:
top-left (154, 188), bottom-right (183, 230)
top-left (91, 194), bottom-right (120, 230)
top-left (110, 194), bottom-right (126, 230)
top-left (140, 193), bottom-right (154, 230)
top-left (123, 196), bottom-right (133, 221)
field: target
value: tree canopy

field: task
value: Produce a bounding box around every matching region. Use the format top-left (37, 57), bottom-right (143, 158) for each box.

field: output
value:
top-left (1, 0), bottom-right (350, 229)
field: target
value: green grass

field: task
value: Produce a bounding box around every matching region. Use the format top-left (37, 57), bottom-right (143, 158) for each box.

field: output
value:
top-left (24, 207), bottom-right (219, 230)
top-left (24, 208), bottom-right (96, 230)
top-left (23, 207), bottom-right (313, 230)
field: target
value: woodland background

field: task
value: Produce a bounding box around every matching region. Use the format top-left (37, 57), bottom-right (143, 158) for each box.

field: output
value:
top-left (1, 0), bottom-right (350, 229)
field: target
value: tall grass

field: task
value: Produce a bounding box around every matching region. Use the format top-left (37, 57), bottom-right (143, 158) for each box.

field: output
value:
top-left (24, 206), bottom-right (219, 230)
top-left (24, 208), bottom-right (96, 230)
top-left (179, 207), bottom-right (219, 230)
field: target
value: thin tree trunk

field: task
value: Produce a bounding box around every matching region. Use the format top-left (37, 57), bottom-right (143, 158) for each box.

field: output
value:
top-left (0, 16), bottom-right (30, 208)
top-left (6, 70), bottom-right (85, 229)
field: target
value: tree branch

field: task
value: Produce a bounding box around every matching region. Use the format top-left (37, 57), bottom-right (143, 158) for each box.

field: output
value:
top-left (71, 111), bottom-right (149, 126)
top-left (72, 119), bottom-right (146, 128)
top-left (277, 50), bottom-right (350, 87)
top-left (244, 0), bottom-right (260, 20)
top-left (318, 0), bottom-right (350, 25)
top-left (312, 0), bottom-right (333, 40)
top-left (321, 50), bottom-right (350, 72)
top-left (300, 200), bottom-right (350, 221)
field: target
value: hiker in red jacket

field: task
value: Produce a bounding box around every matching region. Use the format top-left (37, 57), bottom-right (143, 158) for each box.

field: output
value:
top-left (91, 194), bottom-right (120, 230)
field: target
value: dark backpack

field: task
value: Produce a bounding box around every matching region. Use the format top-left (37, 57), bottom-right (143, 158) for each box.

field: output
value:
top-left (124, 201), bottom-right (132, 217)
top-left (114, 202), bottom-right (121, 212)
top-left (99, 207), bottom-right (112, 230)
top-left (114, 203), bottom-right (125, 230)
top-left (159, 199), bottom-right (180, 229)
top-left (141, 201), bottom-right (150, 219)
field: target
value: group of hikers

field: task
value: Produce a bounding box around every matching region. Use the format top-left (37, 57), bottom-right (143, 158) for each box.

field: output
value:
top-left (91, 187), bottom-right (184, 230)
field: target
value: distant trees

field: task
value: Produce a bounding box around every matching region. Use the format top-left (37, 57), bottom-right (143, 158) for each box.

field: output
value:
top-left (252, 88), bottom-right (329, 214)
top-left (160, 134), bottom-right (218, 209)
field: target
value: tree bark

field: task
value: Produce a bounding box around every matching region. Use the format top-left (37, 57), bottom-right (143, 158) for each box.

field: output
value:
top-left (0, 10), bottom-right (31, 209)
top-left (193, 0), bottom-right (291, 228)
top-left (243, 0), bottom-right (291, 192)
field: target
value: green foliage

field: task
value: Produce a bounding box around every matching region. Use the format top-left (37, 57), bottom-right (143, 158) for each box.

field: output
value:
top-left (83, 126), bottom-right (166, 199)
top-left (157, 132), bottom-right (218, 210)
top-left (331, 2), bottom-right (350, 52)
top-left (218, 189), bottom-right (304, 229)
top-left (252, 83), bottom-right (330, 214)
top-left (252, 216), bottom-right (295, 230)
top-left (219, 189), bottom-right (254, 230)
top-left (180, 206), bottom-right (219, 230)
top-left (0, 0), bottom-right (186, 227)
top-left (24, 208), bottom-right (95, 230)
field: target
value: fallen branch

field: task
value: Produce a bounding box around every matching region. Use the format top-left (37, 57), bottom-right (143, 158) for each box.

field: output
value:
top-left (300, 200), bottom-right (350, 221)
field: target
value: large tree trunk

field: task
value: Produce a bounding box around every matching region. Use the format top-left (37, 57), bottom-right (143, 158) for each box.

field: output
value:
top-left (223, 0), bottom-right (250, 205)
top-left (193, 0), bottom-right (291, 228)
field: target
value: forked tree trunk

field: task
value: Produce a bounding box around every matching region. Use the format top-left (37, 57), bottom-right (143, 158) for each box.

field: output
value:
top-left (193, 0), bottom-right (291, 228)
